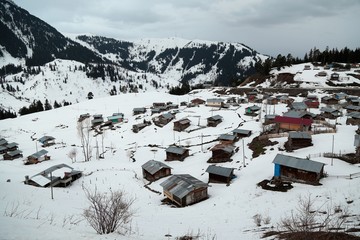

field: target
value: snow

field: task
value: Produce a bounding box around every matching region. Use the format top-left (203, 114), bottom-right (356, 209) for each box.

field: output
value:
top-left (0, 87), bottom-right (359, 240)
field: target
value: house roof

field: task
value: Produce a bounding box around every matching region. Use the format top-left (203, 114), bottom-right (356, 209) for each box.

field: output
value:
top-left (211, 144), bottom-right (236, 153)
top-left (355, 135), bottom-right (360, 147)
top-left (6, 142), bottom-right (18, 148)
top-left (0, 138), bottom-right (8, 146)
top-left (208, 115), bottom-right (223, 121)
top-left (274, 116), bottom-right (313, 126)
top-left (320, 107), bottom-right (340, 114)
top-left (7, 149), bottom-right (22, 157)
top-left (38, 136), bottom-right (55, 143)
top-left (29, 149), bottom-right (48, 159)
top-left (288, 131), bottom-right (312, 139)
top-left (207, 98), bottom-right (224, 103)
top-left (232, 129), bottom-right (252, 135)
top-left (272, 154), bottom-right (324, 174)
top-left (347, 112), bottom-right (360, 119)
top-left (247, 105), bottom-right (261, 111)
top-left (206, 165), bottom-right (234, 177)
top-left (33, 163), bottom-right (74, 177)
top-left (133, 107), bottom-right (146, 112)
top-left (141, 160), bottom-right (171, 175)
top-left (160, 113), bottom-right (174, 120)
top-left (175, 118), bottom-right (191, 125)
top-left (345, 105), bottom-right (360, 111)
top-left (160, 174), bottom-right (207, 199)
top-left (219, 134), bottom-right (237, 141)
top-left (166, 146), bottom-right (188, 155)
top-left (291, 102), bottom-right (308, 110)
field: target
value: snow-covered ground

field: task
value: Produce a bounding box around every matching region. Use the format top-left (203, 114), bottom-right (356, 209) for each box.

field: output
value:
top-left (0, 89), bottom-right (359, 240)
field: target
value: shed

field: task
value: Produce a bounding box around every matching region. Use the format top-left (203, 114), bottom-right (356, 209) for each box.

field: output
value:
top-left (107, 113), bottom-right (124, 123)
top-left (3, 150), bottom-right (23, 160)
top-left (275, 116), bottom-right (312, 132)
top-left (160, 174), bottom-right (208, 207)
top-left (209, 144), bottom-right (236, 163)
top-left (334, 92), bottom-right (347, 100)
top-left (218, 134), bottom-right (237, 144)
top-left (165, 146), bottom-right (189, 161)
top-left (133, 107), bottom-right (147, 115)
top-left (24, 163), bottom-right (82, 188)
top-left (38, 136), bottom-right (55, 147)
top-left (245, 105), bottom-right (261, 115)
top-left (272, 154), bottom-right (325, 184)
top-left (173, 118), bottom-right (191, 132)
top-left (286, 132), bottom-right (312, 150)
top-left (26, 149), bottom-right (50, 164)
top-left (91, 114), bottom-right (104, 126)
top-left (232, 129), bottom-right (252, 138)
top-left (78, 113), bottom-right (90, 122)
top-left (207, 115), bottom-right (223, 127)
top-left (132, 120), bottom-right (151, 133)
top-left (141, 160), bottom-right (171, 182)
top-left (206, 165), bottom-right (235, 184)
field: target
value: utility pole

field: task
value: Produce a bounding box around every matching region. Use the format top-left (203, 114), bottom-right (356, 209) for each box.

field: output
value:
top-left (50, 171), bottom-right (54, 200)
top-left (331, 135), bottom-right (334, 166)
top-left (242, 139), bottom-right (245, 167)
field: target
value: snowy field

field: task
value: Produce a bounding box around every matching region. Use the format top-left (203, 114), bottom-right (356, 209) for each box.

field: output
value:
top-left (0, 90), bottom-right (359, 240)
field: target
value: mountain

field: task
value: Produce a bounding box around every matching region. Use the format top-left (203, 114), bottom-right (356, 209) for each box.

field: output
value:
top-left (0, 0), bottom-right (268, 116)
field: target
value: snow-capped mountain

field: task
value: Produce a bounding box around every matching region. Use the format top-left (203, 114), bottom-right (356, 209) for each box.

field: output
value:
top-left (0, 0), bottom-right (267, 115)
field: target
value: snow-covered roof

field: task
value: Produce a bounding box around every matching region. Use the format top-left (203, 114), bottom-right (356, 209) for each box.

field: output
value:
top-left (160, 174), bottom-right (207, 199)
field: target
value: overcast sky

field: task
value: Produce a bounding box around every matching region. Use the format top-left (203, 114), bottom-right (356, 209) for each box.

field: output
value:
top-left (12, 0), bottom-right (360, 57)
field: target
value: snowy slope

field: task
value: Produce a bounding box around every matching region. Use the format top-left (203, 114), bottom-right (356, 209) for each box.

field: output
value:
top-left (0, 89), bottom-right (359, 240)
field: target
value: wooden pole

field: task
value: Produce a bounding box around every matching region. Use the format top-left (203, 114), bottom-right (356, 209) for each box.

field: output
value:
top-left (331, 135), bottom-right (334, 166)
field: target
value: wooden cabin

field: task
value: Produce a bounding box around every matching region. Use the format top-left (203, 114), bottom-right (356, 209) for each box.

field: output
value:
top-left (173, 118), bottom-right (191, 132)
top-left (245, 105), bottom-right (261, 116)
top-left (330, 73), bottom-right (339, 80)
top-left (26, 149), bottom-right (50, 165)
top-left (232, 129), bottom-right (252, 138)
top-left (38, 136), bottom-right (55, 147)
top-left (132, 120), bottom-right (151, 133)
top-left (91, 114), bottom-right (104, 127)
top-left (165, 146), bottom-right (189, 161)
top-left (207, 115), bottom-right (223, 127)
top-left (206, 165), bottom-right (234, 185)
top-left (3, 150), bottom-right (23, 160)
top-left (153, 112), bottom-right (175, 127)
top-left (24, 163), bottom-right (82, 188)
top-left (141, 160), bottom-right (171, 182)
top-left (272, 154), bottom-right (325, 185)
top-left (275, 116), bottom-right (312, 132)
top-left (107, 113), bottom-right (124, 123)
top-left (218, 134), bottom-right (237, 144)
top-left (160, 174), bottom-right (208, 207)
top-left (346, 112), bottom-right (360, 125)
top-left (206, 98), bottom-right (224, 108)
top-left (4, 142), bottom-right (18, 152)
top-left (345, 105), bottom-right (360, 113)
top-left (191, 98), bottom-right (206, 106)
top-left (208, 144), bottom-right (236, 163)
top-left (133, 107), bottom-right (146, 115)
top-left (320, 107), bottom-right (342, 119)
top-left (78, 113), bottom-right (90, 122)
top-left (286, 132), bottom-right (312, 151)
top-left (321, 96), bottom-right (339, 105)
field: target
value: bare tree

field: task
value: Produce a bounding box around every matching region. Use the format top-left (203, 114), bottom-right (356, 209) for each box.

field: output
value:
top-left (67, 148), bottom-right (77, 163)
top-left (83, 188), bottom-right (135, 235)
top-left (77, 118), bottom-right (92, 162)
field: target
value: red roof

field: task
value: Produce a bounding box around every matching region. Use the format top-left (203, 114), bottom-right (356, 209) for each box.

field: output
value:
top-left (304, 100), bottom-right (319, 108)
top-left (274, 116), bottom-right (312, 126)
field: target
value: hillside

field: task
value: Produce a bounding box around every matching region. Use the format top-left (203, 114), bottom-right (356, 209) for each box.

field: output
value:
top-left (0, 89), bottom-right (359, 239)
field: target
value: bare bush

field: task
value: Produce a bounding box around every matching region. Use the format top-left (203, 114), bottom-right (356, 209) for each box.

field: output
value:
top-left (83, 188), bottom-right (135, 235)
top-left (77, 118), bottom-right (92, 162)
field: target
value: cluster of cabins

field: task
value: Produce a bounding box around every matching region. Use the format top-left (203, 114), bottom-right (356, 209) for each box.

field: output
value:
top-left (0, 138), bottom-right (22, 160)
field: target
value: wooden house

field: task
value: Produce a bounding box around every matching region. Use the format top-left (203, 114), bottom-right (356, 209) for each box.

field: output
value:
top-left (346, 112), bottom-right (360, 125)
top-left (206, 98), bottom-right (224, 108)
top-left (4, 142), bottom-right (18, 152)
top-left (3, 150), bottom-right (23, 160)
top-left (24, 163), bottom-right (82, 188)
top-left (283, 110), bottom-right (316, 120)
top-left (160, 174), bottom-right (208, 207)
top-left (153, 102), bottom-right (166, 108)
top-left (91, 114), bottom-right (104, 127)
top-left (232, 129), bottom-right (252, 138)
top-left (286, 132), bottom-right (312, 151)
top-left (173, 118), bottom-right (191, 132)
top-left (207, 115), bottom-right (223, 127)
top-left (38, 136), bottom-right (55, 147)
top-left (345, 105), bottom-right (360, 113)
top-left (107, 113), bottom-right (124, 123)
top-left (0, 138), bottom-right (8, 146)
top-left (191, 98), bottom-right (206, 106)
top-left (206, 165), bottom-right (235, 185)
top-left (321, 96), bottom-right (339, 105)
top-left (275, 116), bottom-right (312, 132)
top-left (165, 146), bottom-right (189, 161)
top-left (320, 107), bottom-right (342, 119)
top-left (347, 97), bottom-right (360, 106)
top-left (26, 149), bottom-right (50, 165)
top-left (303, 65), bottom-right (311, 70)
top-left (272, 154), bottom-right (325, 185)
top-left (208, 144), bottom-right (236, 163)
top-left (133, 107), bottom-right (146, 115)
top-left (304, 99), bottom-right (319, 109)
top-left (317, 71), bottom-right (327, 77)
top-left (141, 160), bottom-right (171, 182)
top-left (245, 105), bottom-right (261, 116)
top-left (78, 113), bottom-right (90, 122)
top-left (153, 112), bottom-right (175, 127)
top-left (132, 120), bottom-right (151, 133)
top-left (330, 73), bottom-right (339, 80)
top-left (218, 134), bottom-right (237, 144)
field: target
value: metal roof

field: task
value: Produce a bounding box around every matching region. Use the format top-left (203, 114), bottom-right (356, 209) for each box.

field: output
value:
top-left (175, 118), bottom-right (191, 124)
top-left (206, 165), bottom-right (234, 177)
top-left (291, 102), bottom-right (308, 110)
top-left (219, 134), bottom-right (237, 141)
top-left (38, 136), bottom-right (55, 143)
top-left (211, 144), bottom-right (236, 153)
top-left (346, 105), bottom-right (360, 111)
top-left (247, 105), bottom-right (261, 111)
top-left (141, 160), bottom-right (171, 175)
top-left (6, 142), bottom-right (18, 148)
top-left (232, 128), bottom-right (251, 135)
top-left (166, 146), bottom-right (188, 155)
top-left (208, 115), bottom-right (222, 121)
top-left (207, 98), bottom-right (224, 103)
top-left (0, 139), bottom-right (8, 146)
top-left (133, 107), bottom-right (146, 112)
top-left (274, 116), bottom-right (312, 126)
top-left (33, 163), bottom-right (74, 177)
top-left (29, 149), bottom-right (48, 159)
top-left (272, 154), bottom-right (324, 173)
top-left (161, 113), bottom-right (174, 120)
top-left (355, 135), bottom-right (360, 147)
top-left (320, 107), bottom-right (339, 113)
top-left (288, 132), bottom-right (311, 139)
top-left (160, 174), bottom-right (207, 199)
top-left (7, 149), bottom-right (22, 156)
